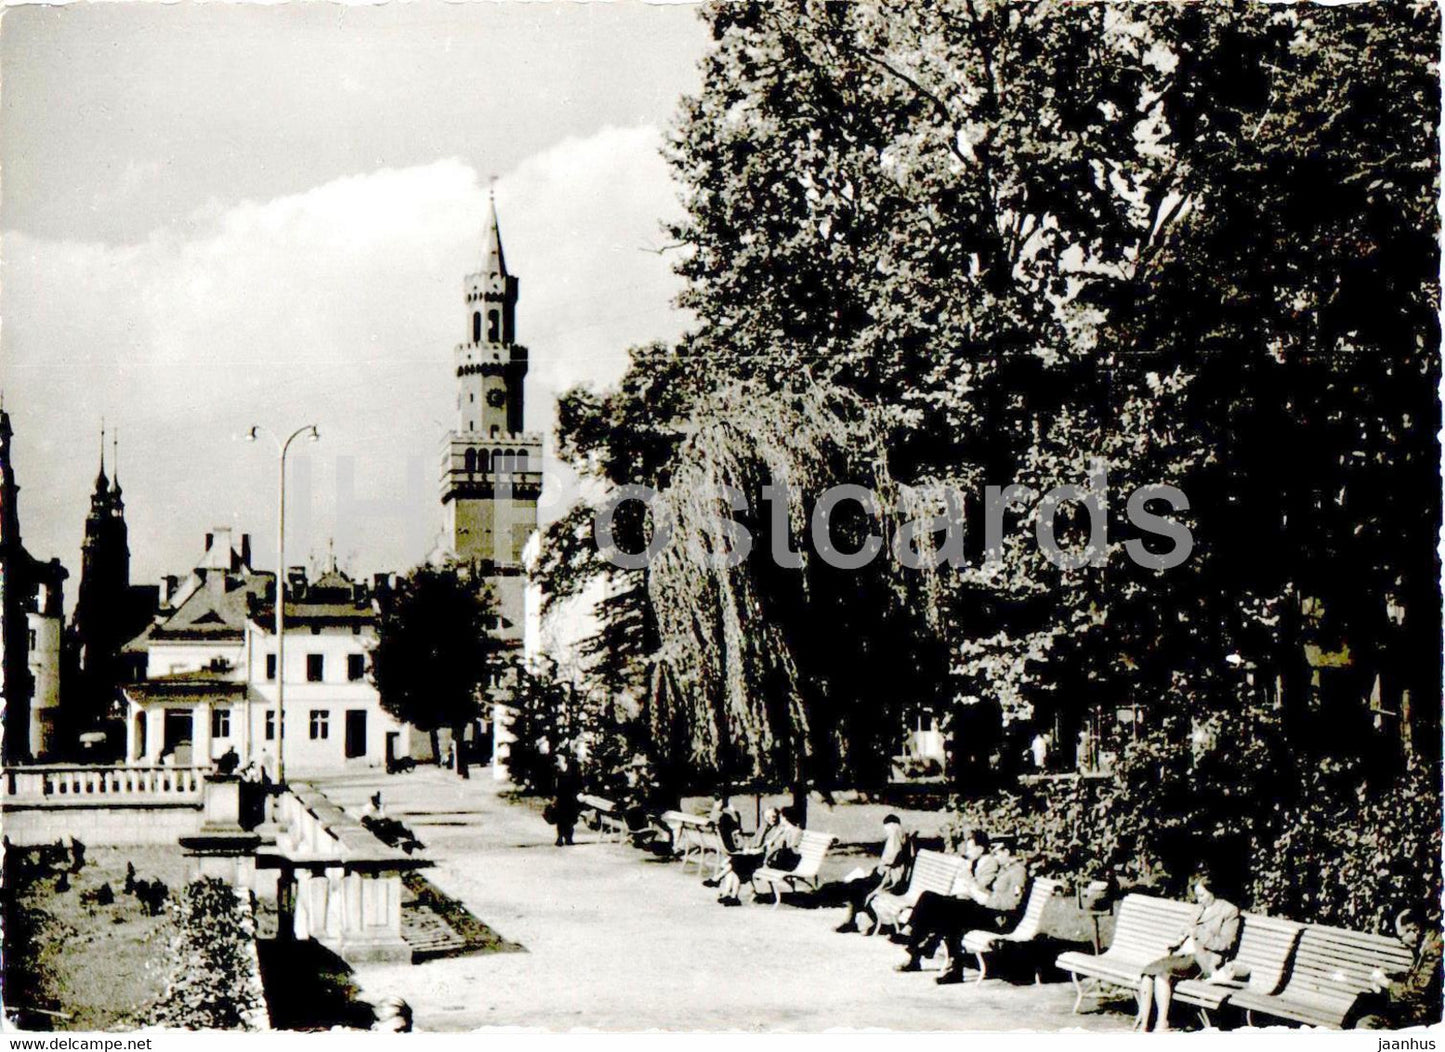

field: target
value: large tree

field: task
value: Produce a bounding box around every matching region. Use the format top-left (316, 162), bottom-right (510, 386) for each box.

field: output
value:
top-left (544, 1), bottom-right (1439, 807)
top-left (371, 564), bottom-right (503, 775)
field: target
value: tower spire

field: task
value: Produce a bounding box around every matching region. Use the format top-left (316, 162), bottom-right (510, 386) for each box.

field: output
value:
top-left (483, 186), bottom-right (507, 278)
top-left (94, 419), bottom-right (109, 492)
top-left (111, 427), bottom-right (123, 501)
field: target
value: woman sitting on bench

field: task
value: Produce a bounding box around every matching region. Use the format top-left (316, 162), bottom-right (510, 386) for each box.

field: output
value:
top-left (709, 807), bottom-right (801, 906)
top-left (1136, 869), bottom-right (1241, 1032)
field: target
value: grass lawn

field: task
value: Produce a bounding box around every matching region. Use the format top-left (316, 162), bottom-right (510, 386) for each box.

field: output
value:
top-left (4, 846), bottom-right (188, 1031)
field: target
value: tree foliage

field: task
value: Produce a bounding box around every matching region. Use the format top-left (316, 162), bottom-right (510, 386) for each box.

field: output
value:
top-left (541, 0), bottom-right (1440, 838)
top-left (372, 565), bottom-right (503, 750)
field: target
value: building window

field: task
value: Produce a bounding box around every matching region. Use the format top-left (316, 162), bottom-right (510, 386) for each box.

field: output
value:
top-left (265, 710), bottom-right (276, 741)
top-left (472, 311), bottom-right (481, 343)
top-left (487, 309), bottom-right (500, 342)
top-left (28, 629), bottom-right (37, 651)
top-left (266, 654), bottom-right (277, 681)
top-left (348, 654), bottom-right (366, 682)
top-left (307, 654), bottom-right (324, 682)
top-left (211, 708), bottom-right (231, 738)
top-left (465, 448), bottom-right (477, 473)
top-left (309, 709), bottom-right (329, 740)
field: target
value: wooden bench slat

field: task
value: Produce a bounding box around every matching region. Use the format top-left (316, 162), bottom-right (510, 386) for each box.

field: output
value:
top-left (1211, 923), bottom-right (1412, 1028)
top-left (870, 850), bottom-right (963, 931)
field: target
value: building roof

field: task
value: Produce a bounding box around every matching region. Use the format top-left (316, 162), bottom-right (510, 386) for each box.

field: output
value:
top-left (125, 566), bottom-right (271, 650)
top-left (122, 679), bottom-right (252, 706)
top-left (248, 567), bottom-right (376, 630)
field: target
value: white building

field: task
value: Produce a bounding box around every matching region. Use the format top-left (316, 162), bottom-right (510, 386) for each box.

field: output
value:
top-left (242, 567), bottom-right (421, 776)
top-left (123, 531), bottom-right (420, 776)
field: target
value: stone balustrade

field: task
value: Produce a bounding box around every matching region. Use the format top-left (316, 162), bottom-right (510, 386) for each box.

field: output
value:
top-left (271, 783), bottom-right (420, 963)
top-left (1, 765), bottom-right (212, 845)
top-left (3, 764), bottom-right (209, 805)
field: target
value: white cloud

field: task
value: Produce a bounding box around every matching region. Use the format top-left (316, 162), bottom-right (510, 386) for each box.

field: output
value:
top-left (2, 124), bottom-right (689, 594)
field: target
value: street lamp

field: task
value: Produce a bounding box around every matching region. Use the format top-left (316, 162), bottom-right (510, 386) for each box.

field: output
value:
top-left (247, 424), bottom-right (319, 784)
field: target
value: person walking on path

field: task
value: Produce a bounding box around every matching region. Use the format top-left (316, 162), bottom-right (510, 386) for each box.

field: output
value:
top-left (548, 757), bottom-right (583, 847)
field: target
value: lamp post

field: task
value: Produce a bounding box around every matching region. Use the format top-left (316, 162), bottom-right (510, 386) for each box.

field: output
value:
top-left (247, 424), bottom-right (319, 785)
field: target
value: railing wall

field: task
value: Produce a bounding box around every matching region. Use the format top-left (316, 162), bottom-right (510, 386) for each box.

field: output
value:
top-left (3, 765), bottom-right (210, 805)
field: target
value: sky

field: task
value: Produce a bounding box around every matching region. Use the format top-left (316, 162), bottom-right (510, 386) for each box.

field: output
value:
top-left (0, 1), bottom-right (709, 603)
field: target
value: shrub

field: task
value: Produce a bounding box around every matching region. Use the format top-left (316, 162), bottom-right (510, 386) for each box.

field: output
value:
top-left (944, 712), bottom-right (1439, 929)
top-left (1249, 757), bottom-right (1442, 931)
top-left (148, 878), bottom-right (264, 1030)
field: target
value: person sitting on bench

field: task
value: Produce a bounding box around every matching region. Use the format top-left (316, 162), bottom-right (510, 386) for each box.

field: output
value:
top-left (711, 807), bottom-right (780, 906)
top-left (835, 814), bottom-right (912, 934)
top-left (713, 807), bottom-right (802, 906)
top-left (699, 794), bottom-right (743, 880)
top-left (1135, 869), bottom-right (1240, 1031)
top-left (897, 833), bottom-right (1027, 984)
top-left (1356, 905), bottom-right (1443, 1029)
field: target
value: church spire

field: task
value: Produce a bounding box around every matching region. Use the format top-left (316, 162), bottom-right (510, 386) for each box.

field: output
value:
top-left (483, 190), bottom-right (508, 279)
top-left (110, 428), bottom-right (123, 503)
top-left (94, 420), bottom-right (109, 493)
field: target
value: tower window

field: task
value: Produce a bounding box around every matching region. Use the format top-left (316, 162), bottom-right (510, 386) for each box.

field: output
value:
top-left (515, 451), bottom-right (528, 471)
top-left (464, 449), bottom-right (477, 473)
top-left (487, 310), bottom-right (501, 342)
top-left (472, 311), bottom-right (481, 343)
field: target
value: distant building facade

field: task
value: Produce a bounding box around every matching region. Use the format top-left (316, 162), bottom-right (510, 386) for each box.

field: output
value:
top-left (0, 407), bottom-right (69, 761)
top-left (122, 537), bottom-right (420, 775)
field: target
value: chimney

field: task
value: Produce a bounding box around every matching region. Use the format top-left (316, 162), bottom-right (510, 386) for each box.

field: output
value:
top-left (240, 533), bottom-right (252, 568)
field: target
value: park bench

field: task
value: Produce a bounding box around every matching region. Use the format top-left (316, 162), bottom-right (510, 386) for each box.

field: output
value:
top-left (577, 794), bottom-right (627, 843)
top-left (1055, 893), bottom-right (1199, 1012)
top-left (661, 810), bottom-right (722, 872)
top-left (869, 849), bottom-right (964, 935)
top-left (1224, 923), bottom-right (1414, 1029)
top-left (961, 876), bottom-right (1062, 982)
top-left (577, 795), bottom-right (670, 848)
top-left (1172, 913), bottom-right (1303, 1026)
top-left (751, 830), bottom-right (837, 909)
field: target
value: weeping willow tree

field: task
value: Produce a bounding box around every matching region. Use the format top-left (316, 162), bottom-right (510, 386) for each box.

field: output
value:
top-left (639, 378), bottom-right (952, 809)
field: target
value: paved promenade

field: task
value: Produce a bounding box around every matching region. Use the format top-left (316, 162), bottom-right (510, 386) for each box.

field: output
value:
top-left (316, 767), bottom-right (1131, 1032)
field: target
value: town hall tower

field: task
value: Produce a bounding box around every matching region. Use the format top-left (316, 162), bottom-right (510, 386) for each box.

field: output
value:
top-left (439, 196), bottom-right (542, 649)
